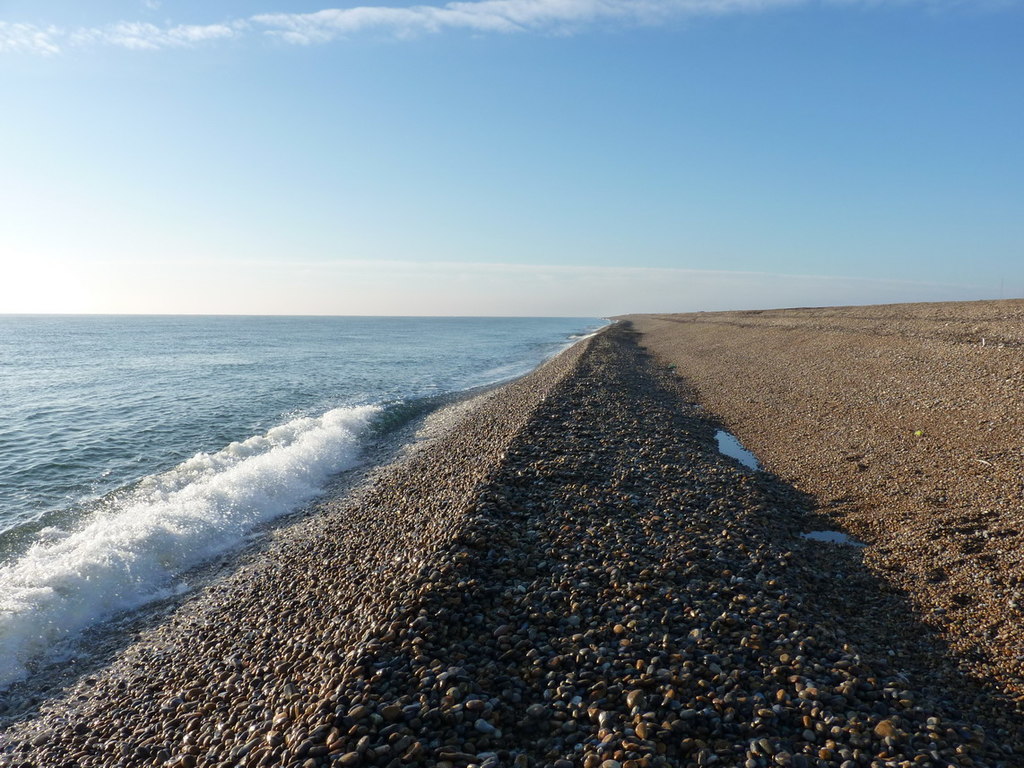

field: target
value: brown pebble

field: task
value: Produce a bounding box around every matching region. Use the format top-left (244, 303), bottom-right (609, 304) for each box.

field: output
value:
top-left (30, 730), bottom-right (53, 748)
top-left (874, 719), bottom-right (899, 740)
top-left (348, 705), bottom-right (372, 721)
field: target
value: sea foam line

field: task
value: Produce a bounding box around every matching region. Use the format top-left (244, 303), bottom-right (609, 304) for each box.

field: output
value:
top-left (0, 404), bottom-right (380, 690)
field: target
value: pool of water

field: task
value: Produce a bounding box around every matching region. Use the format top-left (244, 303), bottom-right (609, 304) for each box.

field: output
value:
top-left (801, 530), bottom-right (867, 547)
top-left (714, 430), bottom-right (760, 471)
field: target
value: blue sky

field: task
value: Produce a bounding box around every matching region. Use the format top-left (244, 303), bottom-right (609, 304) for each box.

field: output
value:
top-left (1, 0), bottom-right (1022, 315)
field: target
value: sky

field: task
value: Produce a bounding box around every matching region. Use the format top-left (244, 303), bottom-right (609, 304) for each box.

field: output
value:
top-left (1, 0), bottom-right (1022, 316)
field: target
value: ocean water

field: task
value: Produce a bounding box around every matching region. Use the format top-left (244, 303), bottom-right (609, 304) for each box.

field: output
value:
top-left (0, 315), bottom-right (603, 690)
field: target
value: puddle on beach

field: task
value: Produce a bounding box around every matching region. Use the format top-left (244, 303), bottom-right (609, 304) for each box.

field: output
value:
top-left (801, 530), bottom-right (867, 547)
top-left (710, 430), bottom-right (864, 547)
top-left (714, 430), bottom-right (761, 471)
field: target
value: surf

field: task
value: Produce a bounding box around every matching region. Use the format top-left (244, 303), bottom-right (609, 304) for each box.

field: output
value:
top-left (0, 404), bottom-right (379, 690)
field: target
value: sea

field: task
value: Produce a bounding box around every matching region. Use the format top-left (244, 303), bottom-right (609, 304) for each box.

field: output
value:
top-left (0, 315), bottom-right (604, 692)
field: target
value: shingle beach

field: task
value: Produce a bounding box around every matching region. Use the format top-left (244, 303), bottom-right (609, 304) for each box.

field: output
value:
top-left (4, 309), bottom-right (1024, 768)
top-left (625, 301), bottom-right (1024, 706)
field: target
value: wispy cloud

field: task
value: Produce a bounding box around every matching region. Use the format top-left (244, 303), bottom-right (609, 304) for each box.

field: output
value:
top-left (0, 22), bottom-right (62, 55)
top-left (68, 22), bottom-right (244, 51)
top-left (249, 0), bottom-right (693, 44)
top-left (1, 19), bottom-right (243, 54)
top-left (0, 0), bottom-right (988, 55)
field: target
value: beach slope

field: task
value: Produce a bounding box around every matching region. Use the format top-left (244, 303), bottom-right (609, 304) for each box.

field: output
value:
top-left (4, 318), bottom-right (1024, 767)
top-left (625, 301), bottom-right (1024, 710)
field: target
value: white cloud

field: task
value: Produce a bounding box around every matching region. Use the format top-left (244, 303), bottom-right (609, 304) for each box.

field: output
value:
top-left (0, 0), bottom-right (967, 55)
top-left (249, 0), bottom-right (797, 44)
top-left (70, 21), bottom-right (243, 51)
top-left (0, 22), bottom-right (61, 55)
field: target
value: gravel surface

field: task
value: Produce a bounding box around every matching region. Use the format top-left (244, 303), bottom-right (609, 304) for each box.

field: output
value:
top-left (3, 319), bottom-right (1023, 768)
top-left (624, 300), bottom-right (1024, 725)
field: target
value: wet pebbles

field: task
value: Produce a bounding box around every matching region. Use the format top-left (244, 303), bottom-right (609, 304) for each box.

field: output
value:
top-left (3, 323), bottom-right (1023, 767)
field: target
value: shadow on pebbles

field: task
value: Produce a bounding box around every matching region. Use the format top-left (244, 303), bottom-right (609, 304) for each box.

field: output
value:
top-left (3, 325), bottom-right (1023, 768)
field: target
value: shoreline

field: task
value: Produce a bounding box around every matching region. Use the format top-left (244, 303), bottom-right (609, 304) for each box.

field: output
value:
top-left (0, 382), bottom-right (492, 725)
top-left (1, 331), bottom-right (595, 762)
top-left (5, 317), bottom-right (1024, 767)
top-left (0, 326), bottom-right (600, 718)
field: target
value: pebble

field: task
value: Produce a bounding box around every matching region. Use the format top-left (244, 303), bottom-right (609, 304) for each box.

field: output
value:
top-left (874, 719), bottom-right (899, 739)
top-left (629, 303), bottom-right (1024, 734)
top-left (2, 325), bottom-right (1022, 768)
top-left (473, 718), bottom-right (497, 735)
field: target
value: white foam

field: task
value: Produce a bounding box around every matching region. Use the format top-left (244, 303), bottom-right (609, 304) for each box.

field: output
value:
top-left (0, 404), bottom-right (379, 690)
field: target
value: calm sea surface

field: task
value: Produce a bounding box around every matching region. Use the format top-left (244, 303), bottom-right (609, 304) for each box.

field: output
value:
top-left (0, 315), bottom-right (602, 689)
